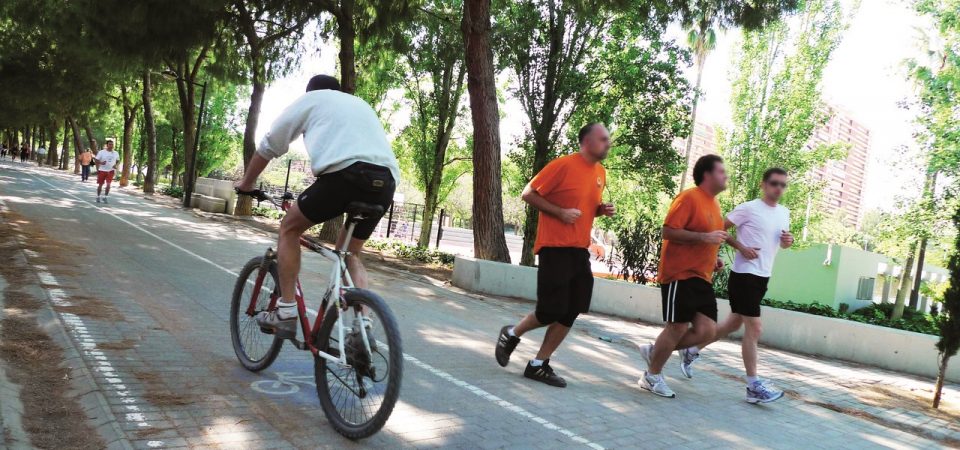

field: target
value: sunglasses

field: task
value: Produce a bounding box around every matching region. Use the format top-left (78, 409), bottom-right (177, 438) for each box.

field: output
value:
top-left (767, 181), bottom-right (788, 188)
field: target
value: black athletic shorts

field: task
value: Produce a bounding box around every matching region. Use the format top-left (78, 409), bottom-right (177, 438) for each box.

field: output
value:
top-left (536, 247), bottom-right (594, 321)
top-left (297, 161), bottom-right (396, 240)
top-left (661, 277), bottom-right (717, 323)
top-left (728, 271), bottom-right (769, 317)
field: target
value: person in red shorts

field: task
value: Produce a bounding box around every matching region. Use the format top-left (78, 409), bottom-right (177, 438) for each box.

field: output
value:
top-left (95, 139), bottom-right (119, 204)
top-left (493, 123), bottom-right (615, 388)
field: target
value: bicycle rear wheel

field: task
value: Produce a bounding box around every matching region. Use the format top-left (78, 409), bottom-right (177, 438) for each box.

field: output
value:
top-left (231, 256), bottom-right (283, 371)
top-left (314, 289), bottom-right (403, 439)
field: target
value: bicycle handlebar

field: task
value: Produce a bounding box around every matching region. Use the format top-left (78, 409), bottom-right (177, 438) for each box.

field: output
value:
top-left (234, 187), bottom-right (271, 202)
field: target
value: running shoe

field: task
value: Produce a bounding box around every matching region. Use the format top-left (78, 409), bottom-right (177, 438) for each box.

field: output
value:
top-left (495, 325), bottom-right (520, 367)
top-left (96, 196), bottom-right (101, 204)
top-left (678, 348), bottom-right (699, 379)
top-left (639, 371), bottom-right (676, 398)
top-left (523, 359), bottom-right (566, 387)
top-left (746, 380), bottom-right (784, 404)
top-left (102, 196), bottom-right (109, 204)
top-left (255, 309), bottom-right (296, 339)
top-left (637, 343), bottom-right (653, 369)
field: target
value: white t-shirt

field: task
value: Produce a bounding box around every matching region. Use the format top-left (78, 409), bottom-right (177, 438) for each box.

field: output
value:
top-left (727, 199), bottom-right (791, 277)
top-left (256, 90), bottom-right (401, 182)
top-left (96, 150), bottom-right (119, 172)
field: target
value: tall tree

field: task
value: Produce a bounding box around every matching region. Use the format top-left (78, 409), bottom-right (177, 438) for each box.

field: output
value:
top-left (142, 70), bottom-right (159, 193)
top-left (396, 0), bottom-right (470, 247)
top-left (230, 0), bottom-right (314, 215)
top-left (110, 80), bottom-right (143, 186)
top-left (313, 0), bottom-right (415, 241)
top-left (498, 0), bottom-right (610, 266)
top-left (462, 0), bottom-right (511, 262)
top-left (719, 0), bottom-right (848, 232)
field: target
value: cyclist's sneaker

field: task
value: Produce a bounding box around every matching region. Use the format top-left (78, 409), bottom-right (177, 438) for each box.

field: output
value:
top-left (495, 325), bottom-right (520, 367)
top-left (678, 348), bottom-right (699, 379)
top-left (639, 371), bottom-right (676, 398)
top-left (255, 309), bottom-right (296, 339)
top-left (746, 380), bottom-right (784, 404)
top-left (637, 342), bottom-right (653, 369)
top-left (523, 359), bottom-right (566, 387)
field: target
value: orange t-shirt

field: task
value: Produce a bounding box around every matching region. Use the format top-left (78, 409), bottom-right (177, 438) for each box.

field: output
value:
top-left (530, 153), bottom-right (606, 254)
top-left (79, 152), bottom-right (93, 165)
top-left (658, 187), bottom-right (724, 283)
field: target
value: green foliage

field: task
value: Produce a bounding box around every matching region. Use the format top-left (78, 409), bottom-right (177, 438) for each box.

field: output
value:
top-left (161, 184), bottom-right (184, 198)
top-left (252, 205), bottom-right (284, 220)
top-left (719, 0), bottom-right (850, 234)
top-left (195, 82), bottom-right (245, 176)
top-left (366, 239), bottom-right (456, 267)
top-left (759, 299), bottom-right (940, 335)
top-left (935, 203), bottom-right (960, 359)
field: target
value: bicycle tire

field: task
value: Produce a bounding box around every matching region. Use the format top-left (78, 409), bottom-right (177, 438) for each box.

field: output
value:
top-left (314, 289), bottom-right (403, 439)
top-left (230, 256), bottom-right (284, 371)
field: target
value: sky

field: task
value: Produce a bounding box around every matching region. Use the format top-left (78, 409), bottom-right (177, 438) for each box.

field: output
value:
top-left (256, 0), bottom-right (931, 212)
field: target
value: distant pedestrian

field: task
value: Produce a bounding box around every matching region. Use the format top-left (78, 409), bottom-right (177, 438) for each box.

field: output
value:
top-left (1, 144), bottom-right (7, 158)
top-left (78, 148), bottom-right (94, 181)
top-left (95, 139), bottom-right (119, 203)
top-left (36, 145), bottom-right (47, 166)
top-left (494, 123), bottom-right (614, 388)
top-left (19, 143), bottom-right (28, 163)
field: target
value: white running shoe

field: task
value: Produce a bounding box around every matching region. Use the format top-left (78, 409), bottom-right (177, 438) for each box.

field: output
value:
top-left (639, 371), bottom-right (676, 398)
top-left (678, 348), bottom-right (699, 379)
top-left (638, 343), bottom-right (653, 369)
top-left (96, 195), bottom-right (101, 203)
top-left (746, 380), bottom-right (784, 404)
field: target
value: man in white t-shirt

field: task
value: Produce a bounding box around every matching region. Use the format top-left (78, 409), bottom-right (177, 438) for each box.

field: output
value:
top-left (681, 167), bottom-right (794, 404)
top-left (95, 139), bottom-right (119, 203)
top-left (234, 74), bottom-right (400, 338)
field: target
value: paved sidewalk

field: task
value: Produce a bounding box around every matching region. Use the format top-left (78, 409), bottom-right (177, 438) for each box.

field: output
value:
top-left (0, 160), bottom-right (958, 449)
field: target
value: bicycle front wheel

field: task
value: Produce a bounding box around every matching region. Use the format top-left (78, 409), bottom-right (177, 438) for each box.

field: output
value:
top-left (314, 289), bottom-right (403, 439)
top-left (230, 256), bottom-right (283, 371)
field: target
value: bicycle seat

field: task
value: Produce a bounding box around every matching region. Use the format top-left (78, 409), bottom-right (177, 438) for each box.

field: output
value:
top-left (346, 202), bottom-right (384, 220)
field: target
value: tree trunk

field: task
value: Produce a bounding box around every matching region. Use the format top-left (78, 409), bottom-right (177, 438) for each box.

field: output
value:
top-left (892, 243), bottom-right (918, 320)
top-left (679, 52), bottom-right (707, 192)
top-left (60, 119), bottom-right (70, 170)
top-left (519, 138), bottom-right (552, 266)
top-left (47, 122), bottom-right (60, 167)
top-left (170, 126), bottom-right (182, 188)
top-left (317, 3), bottom-right (358, 241)
top-left (910, 171), bottom-right (938, 310)
top-left (120, 102), bottom-right (135, 187)
top-left (142, 70), bottom-right (158, 194)
top-left (234, 69), bottom-right (266, 216)
top-left (462, 0), bottom-right (511, 263)
top-left (933, 353), bottom-right (948, 408)
top-left (178, 80), bottom-right (197, 199)
top-left (418, 172), bottom-right (443, 247)
top-left (68, 118), bottom-right (84, 174)
top-left (83, 122), bottom-right (98, 154)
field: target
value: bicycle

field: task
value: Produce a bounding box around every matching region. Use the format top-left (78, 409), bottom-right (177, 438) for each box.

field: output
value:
top-left (231, 188), bottom-right (403, 439)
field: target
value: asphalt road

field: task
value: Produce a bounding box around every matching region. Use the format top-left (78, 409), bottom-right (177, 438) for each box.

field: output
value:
top-left (0, 159), bottom-right (954, 450)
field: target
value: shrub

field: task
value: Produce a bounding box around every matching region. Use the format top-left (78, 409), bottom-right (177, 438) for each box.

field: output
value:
top-left (161, 185), bottom-right (184, 199)
top-left (365, 239), bottom-right (455, 267)
top-left (252, 206), bottom-right (284, 220)
top-left (760, 299), bottom-right (938, 335)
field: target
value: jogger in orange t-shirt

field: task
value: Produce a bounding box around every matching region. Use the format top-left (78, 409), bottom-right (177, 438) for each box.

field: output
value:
top-left (638, 154), bottom-right (729, 399)
top-left (494, 123), bottom-right (616, 388)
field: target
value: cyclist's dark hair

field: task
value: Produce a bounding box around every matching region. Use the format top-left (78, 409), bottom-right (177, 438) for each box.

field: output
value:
top-left (763, 167), bottom-right (788, 182)
top-left (306, 75), bottom-right (341, 92)
top-left (577, 123), bottom-right (602, 144)
top-left (693, 154), bottom-right (724, 186)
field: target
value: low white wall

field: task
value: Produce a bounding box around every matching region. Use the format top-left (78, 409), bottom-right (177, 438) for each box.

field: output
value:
top-left (452, 256), bottom-right (959, 383)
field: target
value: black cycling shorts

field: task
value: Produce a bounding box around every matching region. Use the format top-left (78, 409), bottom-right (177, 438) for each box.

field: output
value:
top-left (297, 162), bottom-right (396, 240)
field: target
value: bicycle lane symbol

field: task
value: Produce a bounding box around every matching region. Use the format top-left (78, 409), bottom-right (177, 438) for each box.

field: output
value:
top-left (250, 372), bottom-right (317, 395)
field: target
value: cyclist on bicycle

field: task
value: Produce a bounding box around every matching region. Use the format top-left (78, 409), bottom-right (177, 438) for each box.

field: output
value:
top-left (234, 74), bottom-right (399, 338)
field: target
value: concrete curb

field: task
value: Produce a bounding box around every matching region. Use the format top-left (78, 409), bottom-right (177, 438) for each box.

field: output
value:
top-left (0, 211), bottom-right (133, 449)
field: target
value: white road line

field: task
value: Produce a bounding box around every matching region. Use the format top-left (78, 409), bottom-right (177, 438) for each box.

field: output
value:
top-left (20, 167), bottom-right (604, 450)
